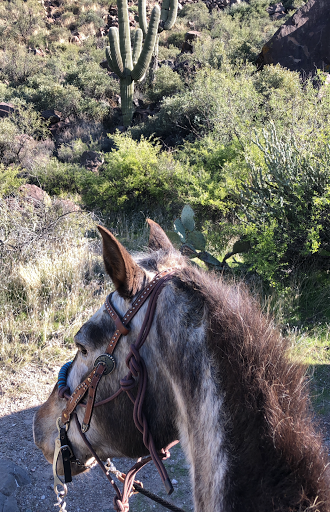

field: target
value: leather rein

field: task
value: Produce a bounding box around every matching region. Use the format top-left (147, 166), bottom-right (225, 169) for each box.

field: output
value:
top-left (55, 269), bottom-right (179, 512)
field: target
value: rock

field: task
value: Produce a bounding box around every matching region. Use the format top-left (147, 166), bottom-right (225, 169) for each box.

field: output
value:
top-left (80, 150), bottom-right (104, 173)
top-left (3, 495), bottom-right (19, 512)
top-left (41, 109), bottom-right (61, 124)
top-left (0, 460), bottom-right (31, 507)
top-left (0, 103), bottom-right (15, 118)
top-left (181, 31), bottom-right (202, 53)
top-left (55, 199), bottom-right (80, 213)
top-left (159, 59), bottom-right (175, 69)
top-left (100, 59), bottom-right (112, 71)
top-left (258, 0), bottom-right (330, 75)
top-left (18, 184), bottom-right (51, 206)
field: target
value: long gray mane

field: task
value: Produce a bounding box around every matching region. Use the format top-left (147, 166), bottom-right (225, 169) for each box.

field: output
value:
top-left (135, 245), bottom-right (330, 512)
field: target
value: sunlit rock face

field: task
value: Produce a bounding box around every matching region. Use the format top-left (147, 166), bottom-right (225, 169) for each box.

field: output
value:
top-left (258, 0), bottom-right (330, 75)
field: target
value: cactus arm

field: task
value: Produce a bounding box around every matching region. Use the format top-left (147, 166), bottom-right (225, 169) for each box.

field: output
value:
top-left (160, 0), bottom-right (170, 24)
top-left (117, 0), bottom-right (133, 72)
top-left (131, 5), bottom-right (160, 82)
top-left (108, 28), bottom-right (125, 78)
top-left (105, 46), bottom-right (114, 72)
top-left (132, 29), bottom-right (143, 66)
top-left (138, 0), bottom-right (148, 38)
top-left (164, 0), bottom-right (178, 30)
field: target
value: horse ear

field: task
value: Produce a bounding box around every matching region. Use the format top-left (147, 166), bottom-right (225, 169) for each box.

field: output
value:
top-left (147, 219), bottom-right (174, 251)
top-left (97, 225), bottom-right (145, 299)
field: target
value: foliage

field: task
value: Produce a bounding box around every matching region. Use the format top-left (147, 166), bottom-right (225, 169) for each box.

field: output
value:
top-left (0, 196), bottom-right (108, 367)
top-left (0, 165), bottom-right (24, 197)
top-left (238, 125), bottom-right (330, 284)
top-left (31, 158), bottom-right (84, 196)
top-left (147, 65), bottom-right (184, 102)
top-left (80, 133), bottom-right (184, 212)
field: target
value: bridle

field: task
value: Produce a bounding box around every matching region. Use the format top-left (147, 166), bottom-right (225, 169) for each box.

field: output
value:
top-left (53, 269), bottom-right (181, 512)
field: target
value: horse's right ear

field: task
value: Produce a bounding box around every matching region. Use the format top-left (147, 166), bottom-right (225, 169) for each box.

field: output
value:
top-left (147, 219), bottom-right (174, 252)
top-left (97, 225), bottom-right (145, 299)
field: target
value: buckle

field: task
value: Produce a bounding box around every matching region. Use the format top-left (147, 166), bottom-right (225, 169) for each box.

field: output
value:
top-left (93, 354), bottom-right (116, 375)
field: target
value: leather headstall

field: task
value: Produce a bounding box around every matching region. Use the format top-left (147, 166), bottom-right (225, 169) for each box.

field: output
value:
top-left (57, 268), bottom-right (177, 506)
top-left (60, 268), bottom-right (174, 431)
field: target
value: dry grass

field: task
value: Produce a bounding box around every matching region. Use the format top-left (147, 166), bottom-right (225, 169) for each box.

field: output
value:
top-left (0, 196), bottom-right (112, 370)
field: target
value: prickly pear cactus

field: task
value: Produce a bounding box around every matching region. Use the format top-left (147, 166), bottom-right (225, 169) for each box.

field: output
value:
top-left (168, 205), bottom-right (250, 271)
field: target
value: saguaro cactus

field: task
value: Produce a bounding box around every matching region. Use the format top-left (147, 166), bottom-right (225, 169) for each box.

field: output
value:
top-left (106, 0), bottom-right (160, 126)
top-left (139, 0), bottom-right (178, 82)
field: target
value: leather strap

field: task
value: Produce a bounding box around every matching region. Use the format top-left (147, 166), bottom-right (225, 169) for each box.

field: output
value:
top-left (81, 362), bottom-right (106, 432)
top-left (60, 426), bottom-right (73, 483)
top-left (61, 269), bottom-right (174, 427)
top-left (104, 269), bottom-right (174, 356)
top-left (61, 366), bottom-right (99, 424)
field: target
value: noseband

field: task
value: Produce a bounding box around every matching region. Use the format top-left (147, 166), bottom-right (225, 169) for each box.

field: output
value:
top-left (55, 269), bottom-right (178, 512)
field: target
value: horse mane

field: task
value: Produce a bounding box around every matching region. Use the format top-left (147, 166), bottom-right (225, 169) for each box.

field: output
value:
top-left (138, 247), bottom-right (330, 511)
top-left (176, 265), bottom-right (330, 511)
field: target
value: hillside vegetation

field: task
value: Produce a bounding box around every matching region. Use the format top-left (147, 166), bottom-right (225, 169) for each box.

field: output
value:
top-left (0, 0), bottom-right (329, 369)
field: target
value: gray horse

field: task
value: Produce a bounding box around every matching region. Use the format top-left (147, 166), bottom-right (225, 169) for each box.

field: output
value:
top-left (34, 220), bottom-right (330, 512)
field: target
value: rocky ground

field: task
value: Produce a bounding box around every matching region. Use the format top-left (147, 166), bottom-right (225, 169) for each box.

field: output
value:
top-left (0, 362), bottom-right (329, 512)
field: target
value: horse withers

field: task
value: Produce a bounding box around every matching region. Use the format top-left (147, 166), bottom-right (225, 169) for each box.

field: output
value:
top-left (33, 219), bottom-right (330, 512)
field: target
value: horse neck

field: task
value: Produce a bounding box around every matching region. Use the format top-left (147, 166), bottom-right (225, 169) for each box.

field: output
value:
top-left (171, 373), bottom-right (228, 512)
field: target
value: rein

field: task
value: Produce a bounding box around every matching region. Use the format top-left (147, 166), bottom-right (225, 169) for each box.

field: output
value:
top-left (54, 269), bottom-right (184, 512)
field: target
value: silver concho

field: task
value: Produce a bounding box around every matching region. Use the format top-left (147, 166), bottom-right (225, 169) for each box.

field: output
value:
top-left (93, 354), bottom-right (116, 375)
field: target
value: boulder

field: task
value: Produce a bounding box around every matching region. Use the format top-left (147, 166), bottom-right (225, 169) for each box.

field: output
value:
top-left (258, 0), bottom-right (330, 75)
top-left (181, 31), bottom-right (202, 54)
top-left (266, 2), bottom-right (286, 20)
top-left (41, 109), bottom-right (61, 124)
top-left (0, 103), bottom-right (15, 118)
top-left (80, 150), bottom-right (104, 173)
top-left (18, 184), bottom-right (51, 206)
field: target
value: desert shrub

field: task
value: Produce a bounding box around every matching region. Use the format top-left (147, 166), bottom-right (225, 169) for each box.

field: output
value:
top-left (0, 0), bottom-right (45, 46)
top-left (0, 46), bottom-right (42, 84)
top-left (80, 133), bottom-right (185, 212)
top-left (65, 61), bottom-right (119, 100)
top-left (179, 1), bottom-right (211, 31)
top-left (31, 158), bottom-right (84, 196)
top-left (57, 139), bottom-right (90, 163)
top-left (149, 65), bottom-right (260, 142)
top-left (239, 125), bottom-right (330, 284)
top-left (0, 165), bottom-right (25, 196)
top-left (0, 108), bottom-right (52, 168)
top-left (166, 31), bottom-right (186, 49)
top-left (175, 136), bottom-right (246, 217)
top-left (147, 66), bottom-right (184, 102)
top-left (0, 197), bottom-right (108, 365)
top-left (77, 10), bottom-right (105, 30)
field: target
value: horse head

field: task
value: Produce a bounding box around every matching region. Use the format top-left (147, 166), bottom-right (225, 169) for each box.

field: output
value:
top-left (33, 220), bottom-right (330, 512)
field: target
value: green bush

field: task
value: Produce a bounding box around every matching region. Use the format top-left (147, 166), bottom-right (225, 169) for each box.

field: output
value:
top-left (80, 133), bottom-right (185, 212)
top-left (32, 158), bottom-right (84, 196)
top-left (179, 1), bottom-right (211, 31)
top-left (148, 66), bottom-right (184, 103)
top-left (0, 164), bottom-right (24, 196)
top-left (239, 125), bottom-right (330, 284)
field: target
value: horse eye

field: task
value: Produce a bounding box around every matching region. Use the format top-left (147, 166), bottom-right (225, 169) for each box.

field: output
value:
top-left (76, 343), bottom-right (87, 356)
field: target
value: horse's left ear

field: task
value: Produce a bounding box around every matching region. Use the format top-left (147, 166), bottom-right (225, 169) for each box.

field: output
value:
top-left (147, 219), bottom-right (174, 252)
top-left (97, 225), bottom-right (145, 299)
